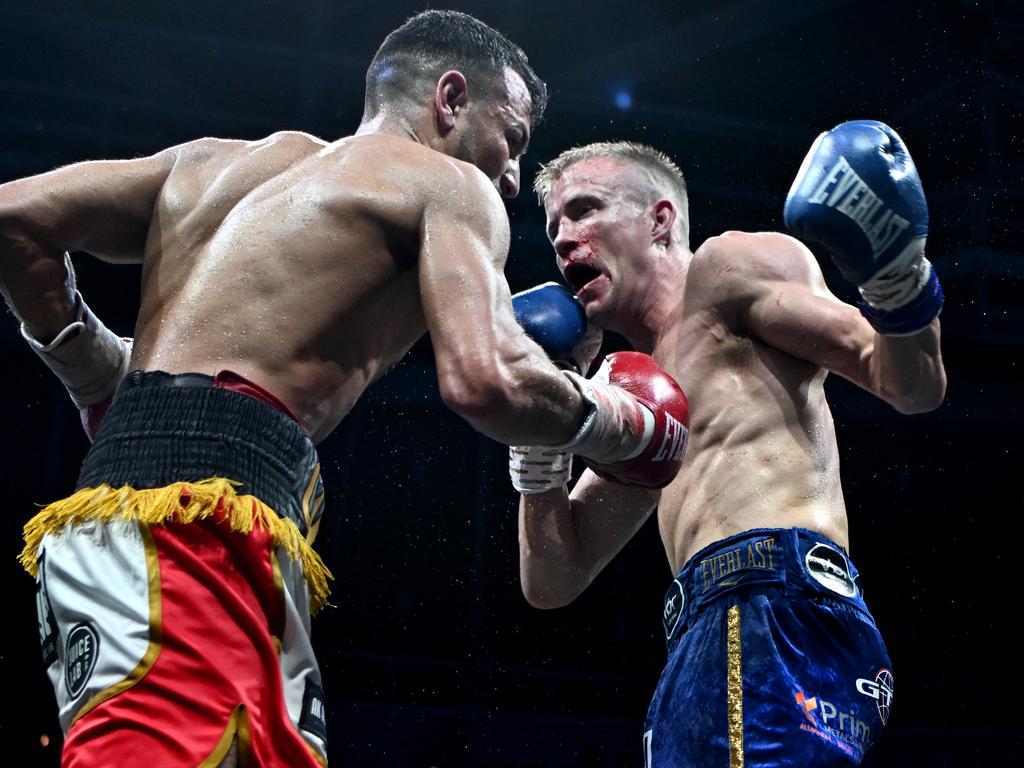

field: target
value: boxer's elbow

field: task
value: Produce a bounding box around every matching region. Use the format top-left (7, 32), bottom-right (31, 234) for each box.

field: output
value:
top-left (521, 572), bottom-right (584, 610)
top-left (890, 371), bottom-right (947, 414)
top-left (437, 353), bottom-right (516, 423)
top-left (519, 548), bottom-right (590, 609)
top-left (0, 187), bottom-right (25, 241)
top-left (0, 187), bottom-right (44, 255)
top-left (522, 585), bottom-right (573, 610)
top-left (880, 350), bottom-right (948, 414)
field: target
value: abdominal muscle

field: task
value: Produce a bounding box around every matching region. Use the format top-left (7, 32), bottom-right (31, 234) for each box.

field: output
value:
top-left (655, 332), bottom-right (850, 575)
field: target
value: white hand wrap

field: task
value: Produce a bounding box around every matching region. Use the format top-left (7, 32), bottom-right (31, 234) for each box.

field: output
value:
top-left (858, 240), bottom-right (932, 311)
top-left (509, 444), bottom-right (572, 495)
top-left (21, 291), bottom-right (133, 408)
top-left (555, 363), bottom-right (654, 464)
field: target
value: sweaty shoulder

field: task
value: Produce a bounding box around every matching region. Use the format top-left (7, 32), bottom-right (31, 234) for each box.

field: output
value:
top-left (693, 230), bottom-right (827, 298)
top-left (348, 136), bottom-right (510, 260)
top-left (370, 137), bottom-right (501, 209)
top-left (173, 131), bottom-right (327, 166)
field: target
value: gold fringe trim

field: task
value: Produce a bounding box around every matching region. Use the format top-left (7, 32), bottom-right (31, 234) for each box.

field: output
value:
top-left (20, 478), bottom-right (333, 614)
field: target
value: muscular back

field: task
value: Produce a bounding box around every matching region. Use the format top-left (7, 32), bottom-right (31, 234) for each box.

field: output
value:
top-left (654, 232), bottom-right (849, 572)
top-left (132, 133), bottom-right (480, 442)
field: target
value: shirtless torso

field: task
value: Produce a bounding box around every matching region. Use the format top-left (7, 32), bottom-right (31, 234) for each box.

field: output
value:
top-left (653, 231), bottom-right (848, 572)
top-left (1, 118), bottom-right (591, 447)
top-left (134, 132), bottom-right (468, 441)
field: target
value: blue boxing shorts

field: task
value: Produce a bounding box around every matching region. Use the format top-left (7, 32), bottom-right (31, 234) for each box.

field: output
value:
top-left (644, 528), bottom-right (893, 768)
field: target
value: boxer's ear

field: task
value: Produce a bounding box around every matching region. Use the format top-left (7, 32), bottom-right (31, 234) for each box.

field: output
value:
top-left (651, 199), bottom-right (677, 245)
top-left (434, 70), bottom-right (469, 135)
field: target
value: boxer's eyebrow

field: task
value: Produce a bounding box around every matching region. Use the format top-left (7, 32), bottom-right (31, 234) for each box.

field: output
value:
top-left (545, 195), bottom-right (602, 241)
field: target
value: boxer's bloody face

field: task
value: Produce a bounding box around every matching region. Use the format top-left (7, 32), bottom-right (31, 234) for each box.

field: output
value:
top-left (545, 158), bottom-right (656, 330)
top-left (452, 67), bottom-right (532, 199)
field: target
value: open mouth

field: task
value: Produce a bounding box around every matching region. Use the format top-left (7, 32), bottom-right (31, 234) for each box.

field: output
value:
top-left (563, 262), bottom-right (603, 293)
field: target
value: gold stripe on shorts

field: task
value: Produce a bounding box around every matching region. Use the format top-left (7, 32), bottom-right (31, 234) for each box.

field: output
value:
top-left (727, 604), bottom-right (744, 768)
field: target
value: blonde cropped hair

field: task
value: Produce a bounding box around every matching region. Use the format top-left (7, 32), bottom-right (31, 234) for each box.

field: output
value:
top-left (534, 141), bottom-right (689, 245)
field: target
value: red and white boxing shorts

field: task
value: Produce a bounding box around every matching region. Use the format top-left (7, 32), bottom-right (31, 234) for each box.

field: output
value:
top-left (23, 370), bottom-right (332, 766)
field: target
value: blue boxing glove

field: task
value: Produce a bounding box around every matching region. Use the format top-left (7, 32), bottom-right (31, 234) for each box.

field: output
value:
top-left (509, 282), bottom-right (603, 494)
top-left (784, 120), bottom-right (943, 335)
top-left (512, 282), bottom-right (602, 374)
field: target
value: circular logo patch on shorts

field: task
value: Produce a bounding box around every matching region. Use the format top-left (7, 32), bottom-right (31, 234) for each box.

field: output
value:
top-left (804, 543), bottom-right (857, 597)
top-left (65, 622), bottom-right (100, 699)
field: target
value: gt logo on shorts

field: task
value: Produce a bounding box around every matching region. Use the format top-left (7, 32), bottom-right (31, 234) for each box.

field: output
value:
top-left (663, 581), bottom-right (685, 640)
top-left (65, 622), bottom-right (100, 699)
top-left (856, 668), bottom-right (894, 725)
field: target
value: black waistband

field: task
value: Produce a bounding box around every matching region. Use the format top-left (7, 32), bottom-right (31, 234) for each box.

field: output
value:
top-left (77, 370), bottom-right (324, 536)
top-left (662, 527), bottom-right (868, 644)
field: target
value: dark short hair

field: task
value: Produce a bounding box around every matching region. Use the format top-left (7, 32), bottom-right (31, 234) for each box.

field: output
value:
top-left (364, 10), bottom-right (547, 126)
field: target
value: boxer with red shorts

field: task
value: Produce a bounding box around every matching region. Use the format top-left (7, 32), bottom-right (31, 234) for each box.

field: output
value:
top-left (1, 11), bottom-right (689, 765)
top-left (24, 370), bottom-right (330, 766)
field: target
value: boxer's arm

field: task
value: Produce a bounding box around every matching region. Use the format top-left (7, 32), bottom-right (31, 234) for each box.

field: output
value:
top-left (518, 469), bottom-right (658, 608)
top-left (0, 147), bottom-right (178, 340)
top-left (419, 164), bottom-right (587, 445)
top-left (706, 231), bottom-right (946, 413)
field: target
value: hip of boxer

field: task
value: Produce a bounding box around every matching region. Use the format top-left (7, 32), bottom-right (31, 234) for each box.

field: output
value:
top-left (647, 528), bottom-right (892, 768)
top-left (21, 368), bottom-right (331, 609)
top-left (21, 370), bottom-right (332, 766)
top-left (661, 527), bottom-right (870, 643)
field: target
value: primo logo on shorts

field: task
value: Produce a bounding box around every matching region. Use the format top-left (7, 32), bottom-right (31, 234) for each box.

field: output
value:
top-left (65, 622), bottom-right (99, 699)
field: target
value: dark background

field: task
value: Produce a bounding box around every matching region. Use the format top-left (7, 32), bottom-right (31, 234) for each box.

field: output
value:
top-left (1, 1), bottom-right (1020, 765)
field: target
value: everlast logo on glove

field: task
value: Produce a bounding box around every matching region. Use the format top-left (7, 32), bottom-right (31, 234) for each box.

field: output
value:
top-left (652, 412), bottom-right (688, 463)
top-left (805, 156), bottom-right (910, 257)
top-left (577, 351), bottom-right (691, 490)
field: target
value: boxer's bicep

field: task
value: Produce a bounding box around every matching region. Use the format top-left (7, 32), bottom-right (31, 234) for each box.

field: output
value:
top-left (418, 169), bottom-right (523, 403)
top-left (746, 278), bottom-right (877, 388)
top-left (0, 147), bottom-right (179, 264)
top-left (716, 233), bottom-right (877, 388)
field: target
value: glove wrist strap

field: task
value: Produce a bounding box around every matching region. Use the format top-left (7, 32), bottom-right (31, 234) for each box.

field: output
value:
top-left (21, 291), bottom-right (132, 407)
top-left (556, 370), bottom-right (654, 464)
top-left (859, 262), bottom-right (943, 336)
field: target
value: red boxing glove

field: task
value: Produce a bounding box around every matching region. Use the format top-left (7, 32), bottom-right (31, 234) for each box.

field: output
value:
top-left (581, 352), bottom-right (690, 489)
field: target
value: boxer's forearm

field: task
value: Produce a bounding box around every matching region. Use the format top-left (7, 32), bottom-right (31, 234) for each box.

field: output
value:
top-left (437, 345), bottom-right (588, 446)
top-left (518, 488), bottom-right (590, 609)
top-left (871, 318), bottom-right (946, 414)
top-left (0, 200), bottom-right (78, 342)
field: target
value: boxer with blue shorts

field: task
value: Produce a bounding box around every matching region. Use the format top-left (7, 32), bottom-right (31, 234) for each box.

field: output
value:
top-left (647, 528), bottom-right (892, 767)
top-left (513, 125), bottom-right (945, 766)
